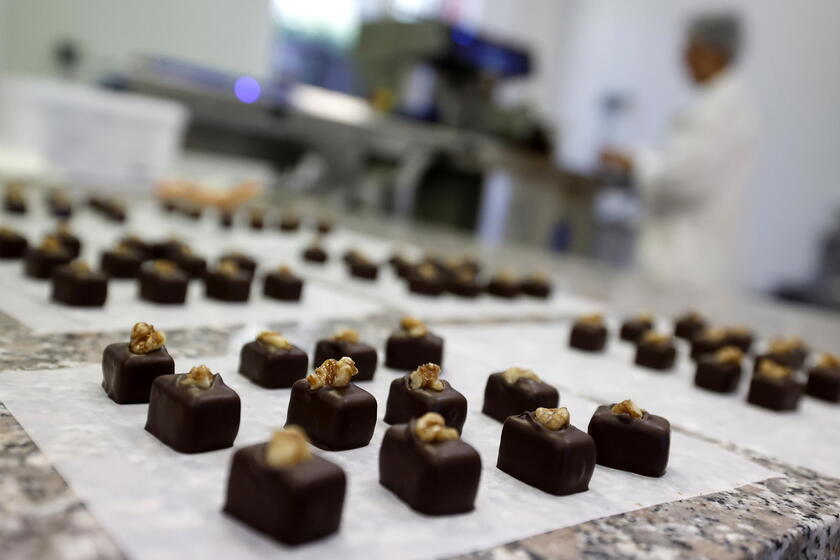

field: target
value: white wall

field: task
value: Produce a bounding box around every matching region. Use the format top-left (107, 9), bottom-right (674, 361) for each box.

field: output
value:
top-left (554, 0), bottom-right (840, 292)
top-left (0, 0), bottom-right (273, 78)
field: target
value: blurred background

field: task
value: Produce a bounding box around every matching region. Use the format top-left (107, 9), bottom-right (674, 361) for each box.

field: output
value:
top-left (1, 0), bottom-right (839, 308)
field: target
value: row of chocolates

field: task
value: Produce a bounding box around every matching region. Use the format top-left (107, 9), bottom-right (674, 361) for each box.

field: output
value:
top-left (101, 322), bottom-right (671, 545)
top-left (568, 311), bottom-right (840, 410)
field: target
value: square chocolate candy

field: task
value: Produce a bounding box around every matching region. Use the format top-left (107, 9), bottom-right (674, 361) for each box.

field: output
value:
top-left (313, 338), bottom-right (377, 381)
top-left (384, 375), bottom-right (467, 431)
top-left (0, 229), bottom-right (28, 259)
top-left (24, 246), bottom-right (72, 279)
top-left (587, 404), bottom-right (670, 477)
top-left (100, 249), bottom-right (143, 278)
top-left (497, 412), bottom-right (595, 495)
top-left (138, 261), bottom-right (189, 304)
top-left (145, 373), bottom-right (241, 453)
top-left (101, 343), bottom-right (175, 404)
top-left (569, 319), bottom-right (607, 352)
top-left (285, 380), bottom-right (377, 450)
top-left (379, 420), bottom-right (481, 515)
top-left (634, 335), bottom-right (677, 371)
top-left (263, 271), bottom-right (303, 301)
top-left (204, 268), bottom-right (251, 302)
top-left (218, 252), bottom-right (257, 279)
top-left (384, 331), bottom-right (444, 371)
top-left (51, 264), bottom-right (108, 307)
top-left (482, 372), bottom-right (559, 423)
top-left (348, 260), bottom-right (378, 281)
top-left (806, 364), bottom-right (840, 403)
top-left (746, 374), bottom-right (803, 411)
top-left (223, 443), bottom-right (346, 545)
top-left (694, 356), bottom-right (742, 393)
top-left (239, 340), bottom-right (308, 388)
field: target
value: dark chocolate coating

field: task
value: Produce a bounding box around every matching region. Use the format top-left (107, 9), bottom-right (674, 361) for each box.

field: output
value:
top-left (486, 279), bottom-right (519, 299)
top-left (384, 331), bottom-right (444, 370)
top-left (635, 341), bottom-right (677, 370)
top-left (407, 275), bottom-right (445, 296)
top-left (690, 336), bottom-right (726, 360)
top-left (806, 366), bottom-right (840, 403)
top-left (219, 253), bottom-right (256, 279)
top-left (725, 331), bottom-right (753, 353)
top-left (390, 256), bottom-right (414, 278)
top-left (138, 264), bottom-right (189, 305)
top-left (4, 198), bottom-right (26, 214)
top-left (219, 211), bottom-right (233, 228)
top-left (100, 250), bottom-right (142, 278)
top-left (204, 270), bottom-right (251, 302)
top-left (379, 420), bottom-right (481, 515)
top-left (316, 220), bottom-right (333, 234)
top-left (146, 240), bottom-right (181, 260)
top-left (674, 315), bottom-right (706, 340)
top-left (24, 247), bottom-right (72, 279)
top-left (303, 246), bottom-right (328, 263)
top-left (223, 444), bottom-right (346, 545)
top-left (754, 349), bottom-right (808, 371)
top-left (249, 215), bottom-right (264, 230)
top-left (587, 405), bottom-right (670, 477)
top-left (120, 237), bottom-right (150, 260)
top-left (520, 279), bottom-right (551, 299)
top-left (384, 376), bottom-right (467, 431)
top-left (694, 357), bottom-right (742, 393)
top-left (746, 375), bottom-right (803, 411)
top-left (446, 277), bottom-right (483, 298)
top-left (51, 266), bottom-right (108, 307)
top-left (101, 343), bottom-right (175, 404)
top-left (56, 233), bottom-right (81, 259)
top-left (238, 341), bottom-right (308, 388)
top-left (620, 318), bottom-right (653, 342)
top-left (348, 261), bottom-right (378, 281)
top-left (263, 272), bottom-right (303, 301)
top-left (49, 203), bottom-right (73, 218)
top-left (285, 379), bottom-right (377, 451)
top-left (497, 412), bottom-right (595, 495)
top-left (313, 339), bottom-right (377, 381)
top-left (279, 217), bottom-right (300, 232)
top-left (145, 373), bottom-right (241, 453)
top-left (569, 323), bottom-right (607, 352)
top-left (168, 251), bottom-right (207, 279)
top-left (0, 232), bottom-right (28, 259)
top-left (482, 373), bottom-right (559, 423)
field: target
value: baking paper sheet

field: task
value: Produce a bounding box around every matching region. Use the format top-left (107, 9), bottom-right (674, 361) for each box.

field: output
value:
top-left (436, 322), bottom-right (840, 480)
top-left (0, 200), bottom-right (601, 333)
top-left (0, 327), bottom-right (779, 560)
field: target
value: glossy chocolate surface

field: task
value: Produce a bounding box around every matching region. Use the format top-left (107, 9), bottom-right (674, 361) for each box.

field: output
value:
top-left (384, 376), bottom-right (467, 431)
top-left (100, 249), bottom-right (142, 278)
top-left (219, 253), bottom-right (257, 279)
top-left (754, 349), bottom-right (808, 371)
top-left (725, 330), bottom-right (754, 353)
top-left (51, 265), bottom-right (108, 307)
top-left (303, 246), bottom-right (328, 263)
top-left (806, 366), bottom-right (840, 403)
top-left (635, 340), bottom-right (677, 370)
top-left (694, 357), bottom-right (742, 393)
top-left (348, 260), bottom-right (378, 280)
top-left (168, 251), bottom-right (207, 279)
top-left (569, 323), bottom-right (607, 352)
top-left (139, 264), bottom-right (189, 304)
top-left (204, 269), bottom-right (251, 302)
top-left (384, 331), bottom-right (444, 370)
top-left (379, 420), bottom-right (481, 515)
top-left (674, 314), bottom-right (706, 340)
top-left (587, 405), bottom-right (670, 477)
top-left (482, 373), bottom-right (559, 423)
top-left (690, 336), bottom-right (726, 360)
top-left (520, 279), bottom-right (551, 299)
top-left (486, 279), bottom-right (519, 299)
top-left (238, 340), bottom-right (308, 388)
top-left (497, 412), bottom-right (595, 495)
top-left (55, 232), bottom-right (81, 259)
top-left (101, 343), bottom-right (175, 404)
top-left (4, 198), bottom-right (26, 214)
top-left (0, 230), bottom-right (28, 258)
top-left (224, 444), bottom-right (346, 545)
top-left (263, 272), bottom-right (303, 301)
top-left (446, 276), bottom-right (483, 298)
top-left (145, 373), bottom-right (241, 453)
top-left (620, 318), bottom-right (653, 342)
top-left (407, 275), bottom-right (445, 296)
top-left (313, 339), bottom-right (377, 381)
top-left (285, 379), bottom-right (377, 450)
top-left (747, 375), bottom-right (803, 411)
top-left (24, 246), bottom-right (72, 279)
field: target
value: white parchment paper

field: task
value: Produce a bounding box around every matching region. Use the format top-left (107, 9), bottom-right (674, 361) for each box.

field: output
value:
top-left (0, 333), bottom-right (779, 560)
top-left (436, 322), bottom-right (840, 480)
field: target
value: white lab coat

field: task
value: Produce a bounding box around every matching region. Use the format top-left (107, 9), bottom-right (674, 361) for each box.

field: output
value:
top-left (633, 71), bottom-right (759, 293)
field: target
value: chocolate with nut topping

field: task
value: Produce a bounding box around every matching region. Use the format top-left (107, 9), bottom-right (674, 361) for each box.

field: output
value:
top-left (569, 314), bottom-right (608, 352)
top-left (0, 226), bottom-right (28, 259)
top-left (313, 328), bottom-right (377, 381)
top-left (384, 363), bottom-right (467, 431)
top-left (102, 322), bottom-right (175, 404)
top-left (587, 400), bottom-right (670, 477)
top-left (635, 331), bottom-right (677, 370)
top-left (482, 367), bottom-right (559, 423)
top-left (385, 317), bottom-right (444, 370)
top-left (263, 265), bottom-right (304, 301)
top-left (239, 331), bottom-right (308, 388)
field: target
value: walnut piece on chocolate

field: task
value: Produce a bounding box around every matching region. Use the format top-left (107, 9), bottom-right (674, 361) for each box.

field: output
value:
top-left (502, 366), bottom-right (541, 384)
top-left (265, 426), bottom-right (312, 468)
top-left (611, 399), bottom-right (644, 418)
top-left (257, 330), bottom-right (292, 350)
top-left (129, 322), bottom-right (166, 354)
top-left (409, 363), bottom-right (444, 391)
top-left (307, 357), bottom-right (358, 389)
top-left (179, 365), bottom-right (215, 389)
top-left (400, 316), bottom-right (428, 337)
top-left (415, 412), bottom-right (459, 442)
top-left (534, 406), bottom-right (570, 430)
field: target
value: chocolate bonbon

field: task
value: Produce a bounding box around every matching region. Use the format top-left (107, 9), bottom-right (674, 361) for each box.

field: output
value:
top-left (635, 331), bottom-right (677, 370)
top-left (313, 328), bottom-right (377, 381)
top-left (520, 272), bottom-right (552, 299)
top-left (263, 265), bottom-right (304, 301)
top-left (285, 357), bottom-right (377, 450)
top-left (747, 360), bottom-right (803, 411)
top-left (24, 236), bottom-right (72, 279)
top-left (205, 260), bottom-right (251, 302)
top-left (806, 353), bottom-right (840, 403)
top-left (102, 322), bottom-right (174, 404)
top-left (674, 310), bottom-right (706, 340)
top-left (379, 413), bottom-right (481, 515)
top-left (239, 331), bottom-right (308, 388)
top-left (385, 317), bottom-right (444, 370)
top-left (569, 314), bottom-right (607, 352)
top-left (486, 271), bottom-right (519, 299)
top-left (690, 327), bottom-right (728, 360)
top-left (694, 346), bottom-right (743, 393)
top-left (587, 399), bottom-right (670, 477)
top-left (145, 365), bottom-right (241, 453)
top-left (620, 313), bottom-right (654, 342)
top-left (384, 363), bottom-right (467, 431)
top-left (218, 251), bottom-right (257, 280)
top-left (100, 243), bottom-right (143, 278)
top-left (223, 427), bottom-right (346, 544)
top-left (139, 260), bottom-right (188, 304)
top-left (497, 407), bottom-right (595, 495)
top-left (51, 260), bottom-right (108, 307)
top-left (407, 263), bottom-right (445, 296)
top-left (482, 367), bottom-right (559, 423)
top-left (0, 226), bottom-right (28, 259)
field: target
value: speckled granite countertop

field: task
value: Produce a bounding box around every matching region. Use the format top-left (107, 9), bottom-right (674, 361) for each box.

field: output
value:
top-left (2, 305), bottom-right (840, 560)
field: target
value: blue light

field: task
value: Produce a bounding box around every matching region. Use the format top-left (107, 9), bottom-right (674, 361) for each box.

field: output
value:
top-left (234, 76), bottom-right (261, 104)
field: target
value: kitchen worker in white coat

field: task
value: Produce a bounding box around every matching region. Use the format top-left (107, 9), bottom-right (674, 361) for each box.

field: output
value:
top-left (601, 13), bottom-right (759, 293)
